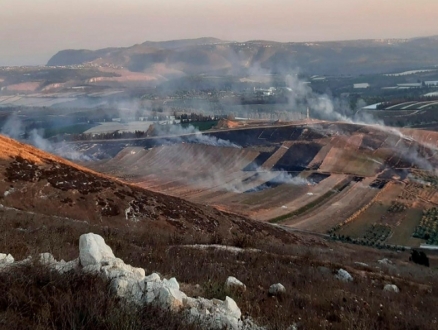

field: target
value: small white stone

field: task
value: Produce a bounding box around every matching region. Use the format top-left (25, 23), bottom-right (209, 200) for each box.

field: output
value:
top-left (224, 276), bottom-right (246, 293)
top-left (383, 284), bottom-right (400, 293)
top-left (335, 269), bottom-right (353, 282)
top-left (268, 283), bottom-right (286, 296)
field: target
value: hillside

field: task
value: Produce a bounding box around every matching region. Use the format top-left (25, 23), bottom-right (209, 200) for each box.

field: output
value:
top-left (0, 134), bottom-right (294, 245)
top-left (1, 133), bottom-right (438, 329)
top-left (47, 36), bottom-right (438, 76)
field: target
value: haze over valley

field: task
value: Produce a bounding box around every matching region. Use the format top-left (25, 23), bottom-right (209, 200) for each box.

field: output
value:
top-left (1, 1), bottom-right (438, 329)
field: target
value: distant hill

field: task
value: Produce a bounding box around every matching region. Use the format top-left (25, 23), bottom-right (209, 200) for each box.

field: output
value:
top-left (47, 36), bottom-right (438, 76)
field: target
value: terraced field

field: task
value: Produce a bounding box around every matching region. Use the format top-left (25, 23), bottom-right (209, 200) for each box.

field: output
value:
top-left (89, 121), bottom-right (438, 247)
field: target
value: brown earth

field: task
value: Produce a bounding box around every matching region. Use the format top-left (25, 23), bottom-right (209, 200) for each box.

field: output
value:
top-left (88, 122), bottom-right (438, 244)
top-left (1, 133), bottom-right (438, 329)
top-left (0, 134), bottom-right (298, 244)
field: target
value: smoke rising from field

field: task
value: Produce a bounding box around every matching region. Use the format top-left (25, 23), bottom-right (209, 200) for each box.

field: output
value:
top-left (152, 123), bottom-right (240, 148)
top-left (279, 72), bottom-right (438, 173)
top-left (1, 114), bottom-right (91, 161)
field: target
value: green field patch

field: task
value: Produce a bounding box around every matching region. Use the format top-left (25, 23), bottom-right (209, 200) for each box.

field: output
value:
top-left (44, 123), bottom-right (98, 138)
top-left (413, 207), bottom-right (438, 245)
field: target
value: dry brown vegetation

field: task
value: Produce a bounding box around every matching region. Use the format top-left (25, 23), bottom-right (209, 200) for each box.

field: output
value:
top-left (1, 134), bottom-right (438, 329)
top-left (0, 264), bottom-right (200, 330)
top-left (1, 207), bottom-right (437, 330)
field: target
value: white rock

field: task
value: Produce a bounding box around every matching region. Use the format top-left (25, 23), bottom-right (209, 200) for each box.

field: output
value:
top-left (79, 233), bottom-right (115, 267)
top-left (110, 277), bottom-right (145, 303)
top-left (0, 253), bottom-right (14, 264)
top-left (54, 259), bottom-right (79, 274)
top-left (383, 284), bottom-right (400, 293)
top-left (163, 277), bottom-right (180, 290)
top-left (223, 296), bottom-right (241, 319)
top-left (354, 262), bottom-right (369, 267)
top-left (82, 263), bottom-right (102, 275)
top-left (183, 297), bottom-right (198, 309)
top-left (268, 283), bottom-right (286, 296)
top-left (101, 258), bottom-right (145, 281)
top-left (224, 276), bottom-right (246, 293)
top-left (111, 278), bottom-right (130, 297)
top-left (335, 269), bottom-right (353, 282)
top-left (145, 273), bottom-right (161, 282)
top-left (158, 286), bottom-right (187, 311)
top-left (145, 291), bottom-right (156, 304)
top-left (39, 253), bottom-right (56, 264)
top-left (378, 258), bottom-right (392, 265)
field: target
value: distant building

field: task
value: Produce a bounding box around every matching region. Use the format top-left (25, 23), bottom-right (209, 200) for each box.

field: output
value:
top-left (425, 81), bottom-right (438, 86)
top-left (353, 83), bottom-right (370, 89)
top-left (397, 83), bottom-right (422, 88)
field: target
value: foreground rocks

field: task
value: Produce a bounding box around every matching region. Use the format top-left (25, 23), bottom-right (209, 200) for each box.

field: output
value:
top-left (383, 284), bottom-right (400, 293)
top-left (268, 283), bottom-right (286, 296)
top-left (225, 276), bottom-right (247, 295)
top-left (0, 233), bottom-right (258, 330)
top-left (0, 253), bottom-right (14, 265)
top-left (335, 269), bottom-right (353, 282)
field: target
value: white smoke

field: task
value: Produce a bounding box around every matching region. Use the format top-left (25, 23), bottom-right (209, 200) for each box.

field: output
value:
top-left (153, 123), bottom-right (241, 148)
top-left (281, 72), bottom-right (438, 173)
top-left (270, 171), bottom-right (314, 186)
top-left (1, 114), bottom-right (91, 161)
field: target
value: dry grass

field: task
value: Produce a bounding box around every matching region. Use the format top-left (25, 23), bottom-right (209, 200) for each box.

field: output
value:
top-left (1, 208), bottom-right (437, 330)
top-left (0, 264), bottom-right (200, 330)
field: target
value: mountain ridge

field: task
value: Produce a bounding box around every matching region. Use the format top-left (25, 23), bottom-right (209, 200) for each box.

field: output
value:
top-left (47, 35), bottom-right (438, 76)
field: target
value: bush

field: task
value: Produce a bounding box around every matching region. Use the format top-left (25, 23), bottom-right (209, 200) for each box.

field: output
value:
top-left (410, 249), bottom-right (430, 267)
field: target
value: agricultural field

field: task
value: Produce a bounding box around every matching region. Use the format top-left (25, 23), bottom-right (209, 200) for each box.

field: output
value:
top-left (85, 121), bottom-right (438, 248)
top-left (413, 207), bottom-right (438, 245)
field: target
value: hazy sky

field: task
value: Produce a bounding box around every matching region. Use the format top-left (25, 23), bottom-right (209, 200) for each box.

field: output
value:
top-left (1, 0), bottom-right (437, 66)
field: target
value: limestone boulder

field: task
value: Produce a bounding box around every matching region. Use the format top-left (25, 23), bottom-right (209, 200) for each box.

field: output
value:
top-left (39, 253), bottom-right (56, 265)
top-left (79, 233), bottom-right (115, 267)
top-left (268, 283), bottom-right (286, 296)
top-left (0, 253), bottom-right (14, 265)
top-left (383, 284), bottom-right (400, 293)
top-left (101, 257), bottom-right (145, 281)
top-left (158, 286), bottom-right (187, 311)
top-left (223, 296), bottom-right (241, 319)
top-left (110, 277), bottom-right (145, 303)
top-left (54, 258), bottom-right (79, 274)
top-left (224, 276), bottom-right (246, 294)
top-left (335, 269), bottom-right (353, 282)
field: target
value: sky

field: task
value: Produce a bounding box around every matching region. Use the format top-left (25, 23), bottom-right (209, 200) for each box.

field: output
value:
top-left (1, 0), bottom-right (438, 66)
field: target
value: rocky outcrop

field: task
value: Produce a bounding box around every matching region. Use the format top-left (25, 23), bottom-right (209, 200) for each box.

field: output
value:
top-left (0, 253), bottom-right (14, 266)
top-left (0, 233), bottom-right (255, 330)
top-left (79, 233), bottom-right (116, 266)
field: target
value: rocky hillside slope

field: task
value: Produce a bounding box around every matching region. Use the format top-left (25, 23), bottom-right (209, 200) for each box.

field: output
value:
top-left (0, 134), bottom-right (293, 243)
top-left (0, 134), bottom-right (437, 329)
